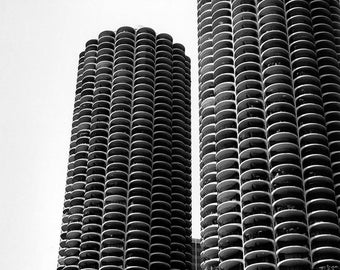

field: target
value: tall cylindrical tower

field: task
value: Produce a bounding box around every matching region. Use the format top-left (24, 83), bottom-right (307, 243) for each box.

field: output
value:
top-left (198, 1), bottom-right (340, 269)
top-left (57, 26), bottom-right (191, 270)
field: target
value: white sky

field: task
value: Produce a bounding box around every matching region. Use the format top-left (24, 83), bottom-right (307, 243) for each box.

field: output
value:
top-left (0, 1), bottom-right (199, 269)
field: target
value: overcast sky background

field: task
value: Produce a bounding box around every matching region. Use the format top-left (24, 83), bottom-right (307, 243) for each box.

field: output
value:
top-left (0, 1), bottom-right (199, 269)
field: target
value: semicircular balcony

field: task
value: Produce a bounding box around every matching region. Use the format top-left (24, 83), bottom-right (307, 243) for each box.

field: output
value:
top-left (288, 30), bottom-right (314, 47)
top-left (237, 103), bottom-right (264, 119)
top-left (311, 246), bottom-right (340, 269)
top-left (266, 108), bottom-right (296, 128)
top-left (270, 154), bottom-right (300, 175)
top-left (237, 94), bottom-right (263, 111)
top-left (273, 196), bottom-right (305, 216)
top-left (310, 225), bottom-right (340, 252)
top-left (296, 93), bottom-right (323, 111)
top-left (239, 147), bottom-right (266, 164)
top-left (234, 53), bottom-right (260, 74)
top-left (100, 255), bottom-right (124, 269)
top-left (241, 178), bottom-right (269, 195)
top-left (243, 214), bottom-right (273, 232)
top-left (260, 31), bottom-right (288, 55)
top-left (269, 140), bottom-right (299, 159)
top-left (274, 220), bottom-right (308, 240)
top-left (258, 8), bottom-right (285, 30)
top-left (216, 173), bottom-right (238, 193)
top-left (64, 255), bottom-right (80, 267)
top-left (263, 68), bottom-right (291, 89)
top-left (200, 204), bottom-right (218, 228)
top-left (218, 258), bottom-right (243, 270)
top-left (291, 55), bottom-right (318, 72)
top-left (233, 16), bottom-right (257, 35)
top-left (239, 128), bottom-right (266, 151)
top-left (101, 225), bottom-right (125, 242)
top-left (242, 201), bottom-right (271, 219)
top-left (215, 122), bottom-right (236, 141)
top-left (216, 212), bottom-right (241, 234)
top-left (244, 250), bottom-right (275, 269)
top-left (234, 44), bottom-right (259, 65)
top-left (218, 211), bottom-right (241, 228)
top-left (238, 127), bottom-right (266, 147)
top-left (201, 197), bottom-right (217, 219)
top-left (235, 79), bottom-right (262, 97)
top-left (258, 0), bottom-right (284, 16)
top-left (216, 155), bottom-right (238, 172)
top-left (277, 246), bottom-right (311, 268)
top-left (124, 246), bottom-right (149, 268)
top-left (240, 158), bottom-right (268, 177)
top-left (217, 195), bottom-right (240, 215)
top-left (215, 137), bottom-right (237, 153)
top-left (241, 191), bottom-right (271, 210)
top-left (201, 255), bottom-right (219, 270)
top-left (240, 168), bottom-right (269, 186)
top-left (219, 246), bottom-right (243, 262)
top-left (79, 249), bottom-right (100, 265)
top-left (263, 56), bottom-right (291, 78)
top-left (274, 209), bottom-right (306, 229)
top-left (306, 198), bottom-right (337, 220)
top-left (303, 164), bottom-right (333, 187)
top-left (215, 141), bottom-right (237, 161)
top-left (305, 179), bottom-right (335, 201)
top-left (243, 224), bottom-right (273, 244)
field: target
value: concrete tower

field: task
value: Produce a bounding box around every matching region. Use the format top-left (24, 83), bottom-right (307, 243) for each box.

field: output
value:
top-left (197, 1), bottom-right (340, 269)
top-left (57, 26), bottom-right (191, 270)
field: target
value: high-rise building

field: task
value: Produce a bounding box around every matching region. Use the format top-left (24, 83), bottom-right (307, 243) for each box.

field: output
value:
top-left (192, 238), bottom-right (202, 270)
top-left (57, 26), bottom-right (192, 270)
top-left (198, 1), bottom-right (340, 270)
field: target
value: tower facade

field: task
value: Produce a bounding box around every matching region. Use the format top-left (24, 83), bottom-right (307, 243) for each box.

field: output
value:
top-left (198, 1), bottom-right (340, 270)
top-left (57, 27), bottom-right (192, 270)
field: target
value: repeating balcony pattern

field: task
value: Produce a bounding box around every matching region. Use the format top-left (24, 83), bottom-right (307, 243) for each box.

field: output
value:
top-left (198, 1), bottom-right (219, 269)
top-left (171, 44), bottom-right (192, 270)
top-left (150, 33), bottom-right (173, 270)
top-left (329, 0), bottom-right (340, 65)
top-left (234, 1), bottom-right (276, 269)
top-left (57, 27), bottom-right (191, 270)
top-left (57, 51), bottom-right (86, 270)
top-left (100, 28), bottom-right (134, 270)
top-left (64, 39), bottom-right (98, 270)
top-left (79, 31), bottom-right (115, 270)
top-left (198, 0), bottom-right (340, 269)
top-left (261, 0), bottom-right (310, 268)
top-left (214, 1), bottom-right (243, 270)
top-left (308, 0), bottom-right (340, 268)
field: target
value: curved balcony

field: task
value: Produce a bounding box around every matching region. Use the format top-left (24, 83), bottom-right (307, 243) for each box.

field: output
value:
top-left (275, 220), bottom-right (308, 239)
top-left (245, 250), bottom-right (275, 269)
top-left (312, 246), bottom-right (340, 269)
top-left (277, 246), bottom-right (310, 268)
top-left (243, 214), bottom-right (273, 231)
top-left (219, 245), bottom-right (243, 262)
